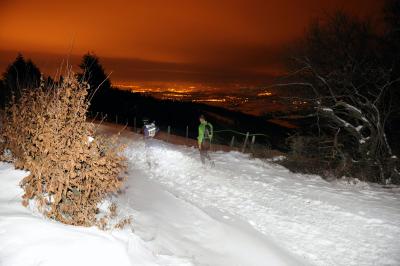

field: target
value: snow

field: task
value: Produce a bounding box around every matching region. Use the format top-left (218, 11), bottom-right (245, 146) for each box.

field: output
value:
top-left (267, 155), bottom-right (287, 162)
top-left (342, 102), bottom-right (362, 114)
top-left (124, 137), bottom-right (400, 266)
top-left (0, 162), bottom-right (192, 266)
top-left (117, 165), bottom-right (301, 266)
top-left (1, 125), bottom-right (400, 266)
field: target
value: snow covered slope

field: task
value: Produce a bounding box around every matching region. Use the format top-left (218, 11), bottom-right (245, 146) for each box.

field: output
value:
top-left (0, 162), bottom-right (192, 266)
top-left (124, 135), bottom-right (400, 266)
top-left (1, 124), bottom-right (400, 266)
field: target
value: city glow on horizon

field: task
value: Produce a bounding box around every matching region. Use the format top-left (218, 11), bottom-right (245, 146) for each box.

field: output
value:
top-left (0, 0), bottom-right (382, 84)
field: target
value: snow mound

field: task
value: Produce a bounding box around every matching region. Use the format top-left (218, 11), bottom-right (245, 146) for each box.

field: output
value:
top-left (0, 162), bottom-right (192, 266)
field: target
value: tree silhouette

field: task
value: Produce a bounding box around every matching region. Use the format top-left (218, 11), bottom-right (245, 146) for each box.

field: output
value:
top-left (384, 0), bottom-right (400, 35)
top-left (382, 0), bottom-right (400, 161)
top-left (287, 12), bottom-right (400, 183)
top-left (78, 53), bottom-right (111, 101)
top-left (1, 53), bottom-right (41, 105)
top-left (383, 0), bottom-right (400, 82)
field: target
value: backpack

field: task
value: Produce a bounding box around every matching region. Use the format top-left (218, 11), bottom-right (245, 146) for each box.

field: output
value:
top-left (204, 123), bottom-right (212, 139)
top-left (144, 122), bottom-right (158, 138)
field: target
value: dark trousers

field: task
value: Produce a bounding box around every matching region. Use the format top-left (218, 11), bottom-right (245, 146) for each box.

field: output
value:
top-left (200, 139), bottom-right (212, 164)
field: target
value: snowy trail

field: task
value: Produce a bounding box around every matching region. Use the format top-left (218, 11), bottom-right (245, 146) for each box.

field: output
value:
top-left (117, 165), bottom-right (303, 266)
top-left (123, 135), bottom-right (400, 266)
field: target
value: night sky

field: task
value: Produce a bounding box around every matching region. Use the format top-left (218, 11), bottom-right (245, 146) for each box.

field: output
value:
top-left (0, 0), bottom-right (383, 84)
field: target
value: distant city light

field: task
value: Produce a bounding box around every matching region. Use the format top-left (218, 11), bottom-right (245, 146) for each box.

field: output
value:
top-left (192, 99), bottom-right (226, 102)
top-left (257, 91), bottom-right (273, 96)
top-left (112, 82), bottom-right (309, 117)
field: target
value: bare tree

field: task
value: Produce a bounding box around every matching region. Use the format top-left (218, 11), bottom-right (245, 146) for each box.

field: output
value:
top-left (285, 12), bottom-right (400, 183)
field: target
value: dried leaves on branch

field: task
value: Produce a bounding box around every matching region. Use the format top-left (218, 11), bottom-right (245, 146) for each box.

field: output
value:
top-left (0, 74), bottom-right (126, 226)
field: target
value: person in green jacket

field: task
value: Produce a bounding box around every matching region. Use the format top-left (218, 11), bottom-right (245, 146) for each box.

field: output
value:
top-left (198, 114), bottom-right (213, 165)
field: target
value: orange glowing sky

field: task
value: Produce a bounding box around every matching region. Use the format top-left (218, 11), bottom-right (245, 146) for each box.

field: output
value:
top-left (0, 0), bottom-right (383, 83)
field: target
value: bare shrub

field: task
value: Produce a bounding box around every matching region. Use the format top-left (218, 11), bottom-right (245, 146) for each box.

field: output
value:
top-left (282, 134), bottom-right (387, 182)
top-left (109, 202), bottom-right (118, 218)
top-left (96, 201), bottom-right (132, 230)
top-left (0, 74), bottom-right (126, 226)
top-left (114, 217), bottom-right (133, 230)
top-left (250, 143), bottom-right (285, 160)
